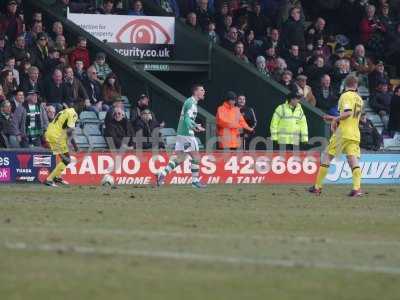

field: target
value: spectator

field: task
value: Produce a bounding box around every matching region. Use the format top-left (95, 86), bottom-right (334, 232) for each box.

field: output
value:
top-left (221, 26), bottom-right (239, 52)
top-left (49, 21), bottom-right (64, 43)
top-left (31, 12), bottom-right (42, 24)
top-left (277, 0), bottom-right (305, 28)
top-left (4, 56), bottom-right (20, 86)
top-left (359, 4), bottom-right (386, 46)
top-left (196, 0), bottom-right (213, 31)
top-left (272, 57), bottom-right (288, 81)
top-left (54, 35), bottom-right (67, 56)
top-left (69, 36), bottom-right (90, 69)
top-left (350, 44), bottom-right (374, 75)
top-left (17, 60), bottom-right (31, 85)
top-left (263, 28), bottom-right (281, 56)
top-left (306, 17), bottom-right (328, 44)
top-left (104, 107), bottom-right (134, 149)
top-left (205, 21), bottom-right (220, 44)
top-left (130, 94), bottom-right (159, 125)
top-left (216, 91), bottom-right (253, 150)
top-left (0, 0), bottom-right (24, 43)
top-left (331, 58), bottom-right (350, 94)
top-left (62, 66), bottom-right (89, 108)
top-left (46, 105), bottom-right (56, 123)
top-left (0, 100), bottom-right (12, 148)
top-left (133, 109), bottom-right (164, 149)
top-left (359, 112), bottom-right (382, 151)
top-left (1, 69), bottom-right (18, 98)
top-left (270, 92), bottom-right (308, 150)
top-left (248, 1), bottom-right (270, 39)
top-left (51, 0), bottom-right (70, 16)
top-left (339, 0), bottom-right (364, 44)
top-left (314, 74), bottom-right (338, 115)
top-left (255, 55), bottom-right (270, 77)
top-left (93, 52), bottom-right (112, 83)
top-left (215, 2), bottom-right (229, 31)
top-left (19, 66), bottom-right (43, 96)
top-left (385, 23), bottom-right (400, 74)
top-left (0, 84), bottom-right (7, 102)
top-left (42, 69), bottom-right (64, 111)
top-left (377, 3), bottom-right (395, 32)
top-left (105, 97), bottom-right (124, 125)
top-left (306, 56), bottom-right (331, 90)
top-left (29, 32), bottom-right (49, 74)
top-left (186, 12), bottom-right (199, 31)
top-left (237, 93), bottom-right (257, 149)
top-left (264, 43), bottom-right (279, 73)
top-left (154, 0), bottom-right (180, 17)
top-left (43, 48), bottom-right (66, 78)
top-left (74, 59), bottom-right (86, 82)
top-left (97, 0), bottom-right (117, 14)
top-left (233, 42), bottom-right (249, 63)
top-left (102, 72), bottom-right (122, 108)
top-left (295, 74), bottom-right (316, 106)
top-left (370, 80), bottom-right (392, 129)
top-left (217, 15), bottom-right (233, 39)
top-left (25, 20), bottom-right (43, 48)
top-left (281, 7), bottom-right (305, 50)
top-left (82, 65), bottom-right (105, 112)
top-left (243, 29), bottom-right (260, 63)
top-left (368, 60), bottom-right (389, 94)
top-left (285, 44), bottom-right (304, 75)
top-left (388, 85), bottom-right (400, 134)
top-left (23, 90), bottom-right (48, 147)
top-left (7, 34), bottom-right (30, 67)
top-left (128, 0), bottom-right (145, 15)
top-left (329, 44), bottom-right (346, 67)
top-left (0, 34), bottom-right (6, 69)
top-left (279, 69), bottom-right (294, 90)
top-left (9, 90), bottom-right (26, 147)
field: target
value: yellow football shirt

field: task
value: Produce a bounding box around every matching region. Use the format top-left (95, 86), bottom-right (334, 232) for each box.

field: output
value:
top-left (336, 90), bottom-right (363, 142)
top-left (46, 108), bottom-right (78, 140)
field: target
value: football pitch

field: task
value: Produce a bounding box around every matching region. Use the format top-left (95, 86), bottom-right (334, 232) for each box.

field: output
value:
top-left (0, 184), bottom-right (400, 300)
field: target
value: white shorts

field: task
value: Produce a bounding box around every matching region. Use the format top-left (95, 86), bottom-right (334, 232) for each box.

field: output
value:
top-left (175, 135), bottom-right (199, 153)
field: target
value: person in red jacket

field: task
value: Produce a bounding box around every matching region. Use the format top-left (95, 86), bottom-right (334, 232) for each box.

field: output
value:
top-left (0, 0), bottom-right (24, 43)
top-left (69, 36), bottom-right (90, 69)
top-left (359, 4), bottom-right (385, 45)
top-left (216, 91), bottom-right (253, 150)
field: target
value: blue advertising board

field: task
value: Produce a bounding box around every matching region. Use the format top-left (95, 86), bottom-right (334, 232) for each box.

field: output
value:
top-left (326, 154), bottom-right (400, 184)
top-left (0, 151), bottom-right (56, 184)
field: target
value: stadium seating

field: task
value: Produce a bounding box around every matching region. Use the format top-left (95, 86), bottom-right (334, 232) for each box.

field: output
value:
top-left (88, 135), bottom-right (108, 150)
top-left (74, 134), bottom-right (90, 150)
top-left (84, 124), bottom-right (103, 136)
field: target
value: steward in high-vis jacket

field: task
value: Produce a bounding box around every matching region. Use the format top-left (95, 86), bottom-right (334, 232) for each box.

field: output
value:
top-left (270, 92), bottom-right (308, 148)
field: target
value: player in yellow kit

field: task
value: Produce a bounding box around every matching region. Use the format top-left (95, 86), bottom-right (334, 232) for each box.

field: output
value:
top-left (309, 75), bottom-right (364, 197)
top-left (44, 107), bottom-right (79, 187)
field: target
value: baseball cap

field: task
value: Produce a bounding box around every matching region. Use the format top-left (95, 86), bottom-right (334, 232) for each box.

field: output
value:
top-left (335, 45), bottom-right (345, 53)
top-left (288, 91), bottom-right (301, 99)
top-left (225, 91), bottom-right (237, 101)
top-left (26, 90), bottom-right (38, 95)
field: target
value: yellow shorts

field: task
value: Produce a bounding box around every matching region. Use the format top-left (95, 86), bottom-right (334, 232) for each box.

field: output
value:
top-left (45, 133), bottom-right (69, 155)
top-left (327, 135), bottom-right (360, 158)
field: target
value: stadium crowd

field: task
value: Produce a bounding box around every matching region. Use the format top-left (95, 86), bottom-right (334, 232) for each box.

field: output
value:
top-left (0, 0), bottom-right (400, 151)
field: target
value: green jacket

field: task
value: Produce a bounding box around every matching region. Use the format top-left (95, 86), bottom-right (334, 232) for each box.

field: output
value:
top-left (270, 101), bottom-right (308, 145)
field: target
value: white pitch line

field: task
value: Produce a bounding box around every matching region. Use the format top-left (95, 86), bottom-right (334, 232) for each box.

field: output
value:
top-left (1, 227), bottom-right (400, 247)
top-left (3, 241), bottom-right (400, 276)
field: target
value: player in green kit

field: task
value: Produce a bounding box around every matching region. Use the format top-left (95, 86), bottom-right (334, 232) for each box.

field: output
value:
top-left (156, 84), bottom-right (207, 188)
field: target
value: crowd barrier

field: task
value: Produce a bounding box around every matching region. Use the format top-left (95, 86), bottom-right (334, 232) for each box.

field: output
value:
top-left (0, 151), bottom-right (399, 185)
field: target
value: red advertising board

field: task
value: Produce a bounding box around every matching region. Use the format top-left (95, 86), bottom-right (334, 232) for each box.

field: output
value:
top-left (62, 152), bottom-right (319, 185)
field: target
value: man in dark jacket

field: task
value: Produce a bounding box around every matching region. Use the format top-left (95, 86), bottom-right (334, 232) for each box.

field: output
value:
top-left (130, 94), bottom-right (159, 126)
top-left (236, 93), bottom-right (257, 149)
top-left (359, 113), bottom-right (382, 151)
top-left (388, 86), bottom-right (400, 134)
top-left (6, 33), bottom-right (30, 66)
top-left (10, 90), bottom-right (26, 147)
top-left (42, 68), bottom-right (65, 111)
top-left (29, 32), bottom-right (49, 74)
top-left (104, 107), bottom-right (134, 149)
top-left (248, 2), bottom-right (270, 39)
top-left (0, 0), bottom-right (24, 43)
top-left (281, 7), bottom-right (305, 50)
top-left (62, 66), bottom-right (88, 108)
top-left (133, 109), bottom-right (164, 150)
top-left (19, 66), bottom-right (43, 97)
top-left (314, 74), bottom-right (338, 115)
top-left (370, 80), bottom-right (393, 130)
top-left (284, 44), bottom-right (304, 75)
top-left (0, 100), bottom-right (13, 148)
top-left (368, 61), bottom-right (389, 95)
top-left (82, 65), bottom-right (104, 112)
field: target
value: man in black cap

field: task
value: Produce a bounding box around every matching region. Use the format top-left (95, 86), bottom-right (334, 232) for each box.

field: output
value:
top-left (329, 45), bottom-right (346, 66)
top-left (130, 94), bottom-right (162, 127)
top-left (368, 60), bottom-right (389, 94)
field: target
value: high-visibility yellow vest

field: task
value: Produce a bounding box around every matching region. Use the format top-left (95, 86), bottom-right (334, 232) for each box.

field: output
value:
top-left (270, 101), bottom-right (308, 145)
